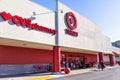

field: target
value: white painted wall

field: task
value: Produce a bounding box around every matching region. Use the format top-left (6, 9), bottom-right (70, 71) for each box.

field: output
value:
top-left (0, 0), bottom-right (55, 45)
top-left (58, 2), bottom-right (112, 53)
top-left (0, 0), bottom-right (112, 53)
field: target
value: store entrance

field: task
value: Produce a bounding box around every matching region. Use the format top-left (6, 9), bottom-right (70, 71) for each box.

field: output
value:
top-left (68, 55), bottom-right (86, 69)
top-left (61, 54), bottom-right (87, 70)
top-left (61, 54), bottom-right (66, 70)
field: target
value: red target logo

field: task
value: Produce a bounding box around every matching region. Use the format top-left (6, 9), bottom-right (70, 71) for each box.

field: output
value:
top-left (66, 12), bottom-right (77, 30)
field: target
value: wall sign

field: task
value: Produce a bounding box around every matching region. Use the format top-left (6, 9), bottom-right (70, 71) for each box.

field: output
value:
top-left (0, 11), bottom-right (57, 35)
top-left (65, 12), bottom-right (78, 37)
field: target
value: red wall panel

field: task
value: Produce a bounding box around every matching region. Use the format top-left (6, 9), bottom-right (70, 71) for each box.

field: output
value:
top-left (84, 54), bottom-right (97, 62)
top-left (0, 45), bottom-right (53, 64)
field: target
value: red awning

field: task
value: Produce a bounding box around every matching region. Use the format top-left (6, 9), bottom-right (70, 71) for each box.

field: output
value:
top-left (112, 51), bottom-right (120, 55)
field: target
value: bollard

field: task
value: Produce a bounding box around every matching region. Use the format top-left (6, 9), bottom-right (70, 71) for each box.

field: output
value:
top-left (64, 67), bottom-right (70, 74)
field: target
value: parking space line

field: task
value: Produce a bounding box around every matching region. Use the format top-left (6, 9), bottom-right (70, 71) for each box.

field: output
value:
top-left (25, 75), bottom-right (54, 80)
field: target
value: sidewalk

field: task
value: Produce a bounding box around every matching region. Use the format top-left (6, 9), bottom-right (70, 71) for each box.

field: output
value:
top-left (0, 65), bottom-right (119, 80)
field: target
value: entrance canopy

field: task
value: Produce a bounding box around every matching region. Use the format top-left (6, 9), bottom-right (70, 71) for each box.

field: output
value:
top-left (112, 51), bottom-right (120, 55)
top-left (61, 46), bottom-right (98, 54)
top-left (112, 46), bottom-right (120, 55)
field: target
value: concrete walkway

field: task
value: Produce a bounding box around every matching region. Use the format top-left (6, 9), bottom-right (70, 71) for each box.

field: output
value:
top-left (0, 65), bottom-right (119, 80)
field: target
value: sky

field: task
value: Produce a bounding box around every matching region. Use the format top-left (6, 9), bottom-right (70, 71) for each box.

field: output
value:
top-left (32, 0), bottom-right (120, 42)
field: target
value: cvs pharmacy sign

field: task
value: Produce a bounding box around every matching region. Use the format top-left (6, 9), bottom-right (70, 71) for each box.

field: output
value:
top-left (0, 11), bottom-right (57, 35)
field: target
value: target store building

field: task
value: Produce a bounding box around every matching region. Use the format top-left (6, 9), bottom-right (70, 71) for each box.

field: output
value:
top-left (0, 0), bottom-right (114, 75)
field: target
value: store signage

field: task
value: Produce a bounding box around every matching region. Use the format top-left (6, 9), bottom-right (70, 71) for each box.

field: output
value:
top-left (0, 11), bottom-right (57, 35)
top-left (65, 12), bottom-right (78, 37)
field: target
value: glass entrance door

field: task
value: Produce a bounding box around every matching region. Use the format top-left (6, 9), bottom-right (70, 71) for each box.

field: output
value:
top-left (61, 54), bottom-right (66, 70)
top-left (68, 55), bottom-right (86, 69)
top-left (61, 54), bottom-right (87, 70)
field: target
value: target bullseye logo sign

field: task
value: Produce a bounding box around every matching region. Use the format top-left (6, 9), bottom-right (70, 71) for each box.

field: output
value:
top-left (65, 12), bottom-right (78, 37)
top-left (66, 12), bottom-right (77, 30)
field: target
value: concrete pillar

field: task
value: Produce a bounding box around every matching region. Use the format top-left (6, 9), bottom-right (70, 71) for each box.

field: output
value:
top-left (109, 54), bottom-right (114, 66)
top-left (53, 46), bottom-right (61, 72)
top-left (98, 52), bottom-right (104, 62)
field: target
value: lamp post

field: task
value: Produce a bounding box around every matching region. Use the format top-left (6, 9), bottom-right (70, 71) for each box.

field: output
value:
top-left (55, 0), bottom-right (59, 45)
top-left (53, 0), bottom-right (61, 73)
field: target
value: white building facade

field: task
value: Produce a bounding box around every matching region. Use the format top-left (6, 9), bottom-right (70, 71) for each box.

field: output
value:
top-left (0, 0), bottom-right (118, 75)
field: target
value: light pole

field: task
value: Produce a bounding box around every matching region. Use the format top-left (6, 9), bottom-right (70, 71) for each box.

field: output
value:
top-left (53, 0), bottom-right (61, 73)
top-left (55, 0), bottom-right (59, 45)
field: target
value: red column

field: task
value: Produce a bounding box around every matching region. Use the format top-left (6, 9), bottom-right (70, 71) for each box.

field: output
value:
top-left (98, 52), bottom-right (104, 62)
top-left (53, 46), bottom-right (61, 72)
top-left (65, 54), bottom-right (68, 67)
top-left (109, 54), bottom-right (114, 66)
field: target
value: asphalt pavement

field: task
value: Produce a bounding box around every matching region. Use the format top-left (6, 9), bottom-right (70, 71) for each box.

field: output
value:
top-left (50, 67), bottom-right (120, 80)
top-left (0, 65), bottom-right (119, 80)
